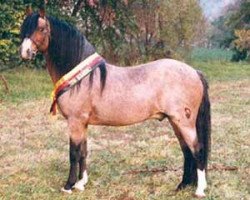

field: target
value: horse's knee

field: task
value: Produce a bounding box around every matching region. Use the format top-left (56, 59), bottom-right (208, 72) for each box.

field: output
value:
top-left (68, 119), bottom-right (85, 144)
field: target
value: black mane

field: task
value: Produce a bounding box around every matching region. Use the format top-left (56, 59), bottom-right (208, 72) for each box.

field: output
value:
top-left (21, 13), bottom-right (39, 40)
top-left (20, 13), bottom-right (107, 90)
top-left (47, 15), bottom-right (96, 76)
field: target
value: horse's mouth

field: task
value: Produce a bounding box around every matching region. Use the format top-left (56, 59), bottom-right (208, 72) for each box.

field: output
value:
top-left (20, 38), bottom-right (37, 60)
top-left (20, 48), bottom-right (37, 60)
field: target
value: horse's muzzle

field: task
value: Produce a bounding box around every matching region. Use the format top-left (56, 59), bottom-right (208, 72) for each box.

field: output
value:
top-left (20, 38), bottom-right (37, 60)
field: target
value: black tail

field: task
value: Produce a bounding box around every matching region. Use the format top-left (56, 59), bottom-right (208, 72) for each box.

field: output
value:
top-left (196, 71), bottom-right (211, 169)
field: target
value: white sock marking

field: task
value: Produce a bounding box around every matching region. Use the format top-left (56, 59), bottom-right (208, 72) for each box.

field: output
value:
top-left (195, 169), bottom-right (207, 197)
top-left (61, 187), bottom-right (72, 194)
top-left (82, 170), bottom-right (88, 185)
top-left (73, 170), bottom-right (88, 191)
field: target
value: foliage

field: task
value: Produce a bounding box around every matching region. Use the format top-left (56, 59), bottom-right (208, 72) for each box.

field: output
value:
top-left (227, 0), bottom-right (250, 30)
top-left (234, 29), bottom-right (250, 51)
top-left (210, 0), bottom-right (250, 61)
top-left (78, 0), bottom-right (137, 64)
top-left (0, 0), bottom-right (24, 68)
top-left (210, 16), bottom-right (235, 48)
top-left (229, 0), bottom-right (250, 62)
top-left (94, 0), bottom-right (205, 63)
top-left (231, 29), bottom-right (250, 62)
top-left (0, 0), bottom-right (205, 69)
top-left (159, 0), bottom-right (205, 59)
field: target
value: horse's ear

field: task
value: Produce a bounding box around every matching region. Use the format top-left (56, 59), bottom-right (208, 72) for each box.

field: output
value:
top-left (25, 5), bottom-right (33, 16)
top-left (38, 5), bottom-right (46, 19)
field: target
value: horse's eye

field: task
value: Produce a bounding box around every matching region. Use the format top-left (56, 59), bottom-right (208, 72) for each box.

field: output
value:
top-left (39, 28), bottom-right (45, 32)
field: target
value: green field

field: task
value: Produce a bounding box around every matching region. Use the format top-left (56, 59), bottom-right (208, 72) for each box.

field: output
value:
top-left (0, 60), bottom-right (249, 199)
top-left (190, 48), bottom-right (233, 62)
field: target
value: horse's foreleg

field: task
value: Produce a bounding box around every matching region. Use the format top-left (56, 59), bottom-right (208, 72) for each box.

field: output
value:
top-left (73, 139), bottom-right (88, 191)
top-left (61, 118), bottom-right (87, 194)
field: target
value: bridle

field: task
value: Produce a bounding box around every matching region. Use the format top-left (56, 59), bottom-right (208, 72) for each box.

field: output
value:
top-left (29, 17), bottom-right (51, 53)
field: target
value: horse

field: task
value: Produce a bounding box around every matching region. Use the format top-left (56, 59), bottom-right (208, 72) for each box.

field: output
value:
top-left (19, 8), bottom-right (211, 198)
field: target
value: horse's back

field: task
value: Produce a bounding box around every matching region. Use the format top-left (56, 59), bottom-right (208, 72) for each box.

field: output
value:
top-left (144, 59), bottom-right (199, 79)
top-left (135, 59), bottom-right (203, 99)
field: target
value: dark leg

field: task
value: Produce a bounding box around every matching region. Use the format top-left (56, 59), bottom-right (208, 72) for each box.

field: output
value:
top-left (177, 127), bottom-right (207, 197)
top-left (73, 140), bottom-right (88, 191)
top-left (177, 146), bottom-right (197, 190)
top-left (170, 122), bottom-right (198, 190)
top-left (61, 119), bottom-right (87, 194)
top-left (169, 119), bottom-right (207, 197)
top-left (79, 140), bottom-right (87, 179)
top-left (193, 143), bottom-right (206, 170)
top-left (63, 140), bottom-right (82, 192)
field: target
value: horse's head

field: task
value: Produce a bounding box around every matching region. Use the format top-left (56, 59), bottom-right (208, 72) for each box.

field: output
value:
top-left (20, 7), bottom-right (50, 60)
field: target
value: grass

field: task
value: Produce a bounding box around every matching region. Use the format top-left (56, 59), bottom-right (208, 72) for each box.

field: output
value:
top-left (0, 67), bottom-right (52, 103)
top-left (0, 60), bottom-right (250, 199)
top-left (190, 48), bottom-right (233, 62)
top-left (192, 61), bottom-right (250, 82)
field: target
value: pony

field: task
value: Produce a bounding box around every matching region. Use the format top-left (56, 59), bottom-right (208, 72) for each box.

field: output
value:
top-left (20, 8), bottom-right (211, 198)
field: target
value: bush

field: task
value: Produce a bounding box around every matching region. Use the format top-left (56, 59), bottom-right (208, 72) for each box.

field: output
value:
top-left (0, 1), bottom-right (24, 69)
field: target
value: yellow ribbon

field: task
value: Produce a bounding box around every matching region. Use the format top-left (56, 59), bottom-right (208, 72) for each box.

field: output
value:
top-left (51, 53), bottom-right (102, 101)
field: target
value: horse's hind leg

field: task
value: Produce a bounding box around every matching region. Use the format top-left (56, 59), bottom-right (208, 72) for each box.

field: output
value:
top-left (170, 118), bottom-right (207, 198)
top-left (61, 118), bottom-right (88, 193)
top-left (171, 124), bottom-right (197, 189)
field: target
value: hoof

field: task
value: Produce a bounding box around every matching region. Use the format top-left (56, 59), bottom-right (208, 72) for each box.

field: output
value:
top-left (176, 185), bottom-right (185, 191)
top-left (61, 187), bottom-right (73, 194)
top-left (176, 182), bottom-right (188, 191)
top-left (73, 170), bottom-right (88, 192)
top-left (177, 180), bottom-right (197, 191)
top-left (73, 182), bottom-right (85, 191)
top-left (194, 191), bottom-right (206, 198)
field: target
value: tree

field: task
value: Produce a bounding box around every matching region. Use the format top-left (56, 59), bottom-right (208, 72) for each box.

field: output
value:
top-left (159, 0), bottom-right (205, 58)
top-left (37, 0), bottom-right (206, 63)
top-left (209, 0), bottom-right (250, 61)
top-left (229, 0), bottom-right (250, 61)
top-left (77, 0), bottom-right (136, 63)
top-left (0, 0), bottom-right (24, 68)
top-left (0, 0), bottom-right (207, 69)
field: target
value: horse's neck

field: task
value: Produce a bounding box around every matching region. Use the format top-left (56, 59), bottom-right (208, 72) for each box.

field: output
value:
top-left (45, 53), bottom-right (60, 84)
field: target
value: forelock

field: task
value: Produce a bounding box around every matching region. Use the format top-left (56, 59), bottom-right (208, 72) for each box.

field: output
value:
top-left (20, 13), bottom-right (39, 40)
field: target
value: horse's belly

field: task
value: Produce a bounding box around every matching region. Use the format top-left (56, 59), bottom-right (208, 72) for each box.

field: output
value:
top-left (88, 100), bottom-right (160, 126)
top-left (89, 115), bottom-right (148, 126)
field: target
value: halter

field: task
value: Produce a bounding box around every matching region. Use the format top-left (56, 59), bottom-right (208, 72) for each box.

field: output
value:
top-left (29, 17), bottom-right (51, 52)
